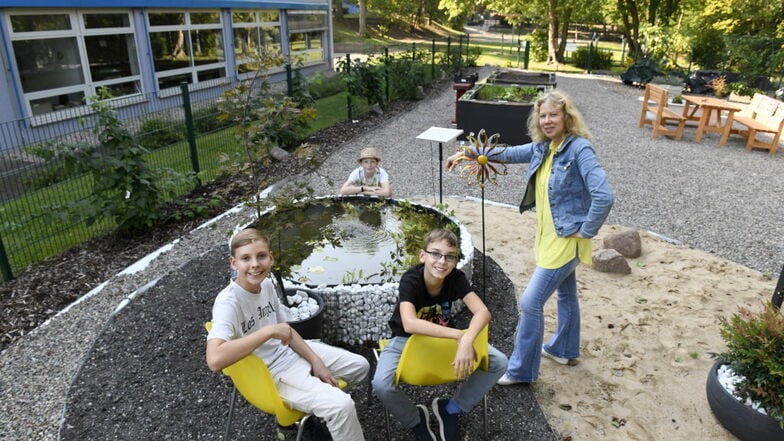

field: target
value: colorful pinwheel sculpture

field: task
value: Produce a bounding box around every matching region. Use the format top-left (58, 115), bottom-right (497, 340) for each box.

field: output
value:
top-left (453, 129), bottom-right (508, 187)
top-left (451, 129), bottom-right (507, 300)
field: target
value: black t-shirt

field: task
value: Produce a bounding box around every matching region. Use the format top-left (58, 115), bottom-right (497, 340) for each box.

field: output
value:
top-left (388, 263), bottom-right (474, 337)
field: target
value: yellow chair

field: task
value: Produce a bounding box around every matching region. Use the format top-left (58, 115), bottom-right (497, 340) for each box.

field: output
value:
top-left (205, 322), bottom-right (345, 441)
top-left (375, 325), bottom-right (490, 440)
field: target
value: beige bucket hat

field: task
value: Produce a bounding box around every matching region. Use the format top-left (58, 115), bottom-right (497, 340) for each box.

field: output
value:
top-left (358, 147), bottom-right (381, 162)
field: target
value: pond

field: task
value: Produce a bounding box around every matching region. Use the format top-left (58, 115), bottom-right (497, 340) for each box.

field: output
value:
top-left (247, 195), bottom-right (474, 345)
top-left (251, 196), bottom-right (460, 286)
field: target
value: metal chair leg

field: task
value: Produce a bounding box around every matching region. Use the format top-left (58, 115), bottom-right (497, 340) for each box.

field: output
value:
top-left (482, 395), bottom-right (488, 434)
top-left (225, 387), bottom-right (238, 440)
top-left (295, 414), bottom-right (311, 441)
top-left (384, 409), bottom-right (391, 441)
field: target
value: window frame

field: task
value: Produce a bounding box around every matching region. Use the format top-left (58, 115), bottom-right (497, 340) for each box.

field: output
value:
top-left (286, 10), bottom-right (327, 65)
top-left (147, 9), bottom-right (228, 95)
top-left (231, 9), bottom-right (284, 79)
top-left (6, 9), bottom-right (142, 122)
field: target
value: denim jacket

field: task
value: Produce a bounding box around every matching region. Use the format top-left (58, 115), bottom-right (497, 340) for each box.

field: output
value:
top-left (493, 134), bottom-right (614, 238)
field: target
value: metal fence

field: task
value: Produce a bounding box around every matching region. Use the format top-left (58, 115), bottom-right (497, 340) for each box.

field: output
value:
top-left (0, 40), bottom-right (472, 281)
top-left (0, 82), bottom-right (238, 281)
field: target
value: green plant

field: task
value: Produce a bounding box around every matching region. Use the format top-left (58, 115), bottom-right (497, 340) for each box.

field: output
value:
top-left (728, 82), bottom-right (763, 98)
top-left (570, 46), bottom-right (614, 71)
top-left (475, 85), bottom-right (541, 103)
top-left (671, 95), bottom-right (683, 104)
top-left (714, 302), bottom-right (784, 428)
top-left (336, 55), bottom-right (386, 108)
top-left (217, 51), bottom-right (317, 217)
top-left (386, 53), bottom-right (427, 101)
top-left (32, 91), bottom-right (196, 232)
top-left (137, 117), bottom-right (186, 150)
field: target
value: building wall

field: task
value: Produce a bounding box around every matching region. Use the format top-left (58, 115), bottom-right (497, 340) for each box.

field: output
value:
top-left (0, 0), bottom-right (333, 132)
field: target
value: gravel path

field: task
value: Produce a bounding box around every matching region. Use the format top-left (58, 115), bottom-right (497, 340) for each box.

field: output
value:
top-left (1, 69), bottom-right (782, 441)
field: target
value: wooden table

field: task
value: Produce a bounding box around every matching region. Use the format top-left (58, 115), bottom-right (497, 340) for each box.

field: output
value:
top-left (681, 95), bottom-right (745, 146)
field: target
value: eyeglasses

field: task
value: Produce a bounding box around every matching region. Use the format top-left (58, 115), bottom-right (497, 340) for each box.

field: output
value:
top-left (424, 250), bottom-right (459, 263)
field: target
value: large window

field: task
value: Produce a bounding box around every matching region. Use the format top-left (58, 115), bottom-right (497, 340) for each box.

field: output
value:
top-left (287, 11), bottom-right (327, 63)
top-left (148, 10), bottom-right (226, 91)
top-left (7, 11), bottom-right (141, 117)
top-left (232, 10), bottom-right (282, 76)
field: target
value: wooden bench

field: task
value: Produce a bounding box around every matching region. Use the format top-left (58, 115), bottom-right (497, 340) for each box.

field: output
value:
top-left (639, 84), bottom-right (687, 140)
top-left (730, 93), bottom-right (784, 155)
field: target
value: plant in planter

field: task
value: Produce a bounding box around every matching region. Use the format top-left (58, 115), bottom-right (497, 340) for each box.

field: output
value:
top-left (707, 295), bottom-right (784, 441)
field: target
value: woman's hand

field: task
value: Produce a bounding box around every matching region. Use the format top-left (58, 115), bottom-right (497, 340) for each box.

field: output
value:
top-left (445, 151), bottom-right (463, 171)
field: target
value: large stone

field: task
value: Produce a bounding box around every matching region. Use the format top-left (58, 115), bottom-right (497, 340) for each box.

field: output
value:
top-left (270, 146), bottom-right (290, 162)
top-left (603, 228), bottom-right (642, 258)
top-left (592, 248), bottom-right (631, 274)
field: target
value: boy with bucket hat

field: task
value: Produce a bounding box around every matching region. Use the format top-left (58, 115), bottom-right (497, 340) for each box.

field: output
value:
top-left (340, 147), bottom-right (392, 197)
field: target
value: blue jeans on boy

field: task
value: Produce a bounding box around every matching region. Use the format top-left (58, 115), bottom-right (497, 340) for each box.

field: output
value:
top-left (506, 257), bottom-right (581, 382)
top-left (372, 336), bottom-right (508, 428)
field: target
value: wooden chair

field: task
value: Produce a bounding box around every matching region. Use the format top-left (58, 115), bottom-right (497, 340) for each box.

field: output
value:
top-left (639, 84), bottom-right (687, 140)
top-left (730, 93), bottom-right (783, 154)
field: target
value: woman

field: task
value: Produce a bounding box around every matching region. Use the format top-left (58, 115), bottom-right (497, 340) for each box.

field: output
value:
top-left (446, 90), bottom-right (614, 384)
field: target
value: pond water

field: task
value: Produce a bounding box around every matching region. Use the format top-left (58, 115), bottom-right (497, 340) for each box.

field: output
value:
top-left (251, 197), bottom-right (456, 286)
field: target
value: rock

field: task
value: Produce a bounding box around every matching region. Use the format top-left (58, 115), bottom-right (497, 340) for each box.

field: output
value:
top-left (416, 86), bottom-right (426, 100)
top-left (270, 146), bottom-right (290, 161)
top-left (603, 228), bottom-right (642, 258)
top-left (371, 104), bottom-right (383, 116)
top-left (592, 248), bottom-right (631, 274)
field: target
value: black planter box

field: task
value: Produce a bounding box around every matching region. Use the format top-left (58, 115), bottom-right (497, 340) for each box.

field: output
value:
top-left (456, 84), bottom-right (536, 145)
top-left (456, 71), bottom-right (557, 145)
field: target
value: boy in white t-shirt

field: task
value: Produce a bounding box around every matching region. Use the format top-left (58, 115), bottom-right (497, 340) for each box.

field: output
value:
top-left (340, 147), bottom-right (392, 197)
top-left (206, 228), bottom-right (369, 440)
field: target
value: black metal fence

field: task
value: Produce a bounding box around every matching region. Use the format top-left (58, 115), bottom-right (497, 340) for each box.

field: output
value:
top-left (0, 39), bottom-right (473, 281)
top-left (0, 82), bottom-right (237, 281)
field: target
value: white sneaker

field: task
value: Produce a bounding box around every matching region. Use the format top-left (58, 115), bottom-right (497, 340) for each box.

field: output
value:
top-left (541, 347), bottom-right (578, 366)
top-left (496, 373), bottom-right (526, 386)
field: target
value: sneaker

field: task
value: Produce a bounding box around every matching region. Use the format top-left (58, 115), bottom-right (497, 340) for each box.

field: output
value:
top-left (496, 373), bottom-right (527, 386)
top-left (412, 404), bottom-right (436, 441)
top-left (431, 398), bottom-right (459, 441)
top-left (542, 347), bottom-right (578, 366)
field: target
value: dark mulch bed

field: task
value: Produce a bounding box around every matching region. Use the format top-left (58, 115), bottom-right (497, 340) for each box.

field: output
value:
top-left (59, 245), bottom-right (558, 440)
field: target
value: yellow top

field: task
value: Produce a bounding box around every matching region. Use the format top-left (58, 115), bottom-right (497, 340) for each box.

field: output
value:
top-left (534, 141), bottom-right (592, 269)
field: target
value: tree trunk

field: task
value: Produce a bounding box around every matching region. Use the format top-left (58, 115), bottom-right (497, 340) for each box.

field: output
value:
top-left (546, 0), bottom-right (559, 64)
top-left (359, 0), bottom-right (367, 37)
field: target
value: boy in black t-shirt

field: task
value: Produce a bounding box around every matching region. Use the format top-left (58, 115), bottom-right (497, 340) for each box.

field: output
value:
top-left (371, 229), bottom-right (508, 441)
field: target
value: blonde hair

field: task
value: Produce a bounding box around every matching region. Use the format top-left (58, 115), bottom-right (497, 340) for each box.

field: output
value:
top-left (526, 90), bottom-right (593, 143)
top-left (230, 228), bottom-right (270, 256)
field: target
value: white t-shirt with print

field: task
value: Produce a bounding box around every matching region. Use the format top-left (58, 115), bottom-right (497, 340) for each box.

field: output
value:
top-left (207, 278), bottom-right (298, 377)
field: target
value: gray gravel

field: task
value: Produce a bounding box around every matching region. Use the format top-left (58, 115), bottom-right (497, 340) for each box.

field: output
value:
top-left (2, 69), bottom-right (782, 441)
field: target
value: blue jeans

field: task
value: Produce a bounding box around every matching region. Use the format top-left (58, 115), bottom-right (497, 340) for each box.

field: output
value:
top-left (506, 258), bottom-right (581, 382)
top-left (371, 336), bottom-right (508, 428)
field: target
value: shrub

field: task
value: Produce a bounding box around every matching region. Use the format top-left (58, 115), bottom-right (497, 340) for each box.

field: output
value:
top-left (308, 73), bottom-right (347, 99)
top-left (386, 55), bottom-right (427, 101)
top-left (137, 117), bottom-right (186, 150)
top-left (714, 302), bottom-right (784, 428)
top-left (570, 46), bottom-right (614, 71)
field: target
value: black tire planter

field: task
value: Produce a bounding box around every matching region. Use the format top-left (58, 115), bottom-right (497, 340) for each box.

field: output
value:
top-left (706, 360), bottom-right (784, 441)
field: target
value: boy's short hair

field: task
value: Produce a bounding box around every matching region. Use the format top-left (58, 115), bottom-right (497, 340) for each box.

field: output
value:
top-left (422, 229), bottom-right (459, 250)
top-left (230, 228), bottom-right (270, 255)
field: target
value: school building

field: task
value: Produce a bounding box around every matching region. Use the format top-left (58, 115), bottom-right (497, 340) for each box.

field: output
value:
top-left (0, 0), bottom-right (335, 128)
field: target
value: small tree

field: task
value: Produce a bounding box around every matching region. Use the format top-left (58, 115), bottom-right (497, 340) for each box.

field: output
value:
top-left (29, 90), bottom-right (196, 233)
top-left (217, 51), bottom-right (317, 217)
